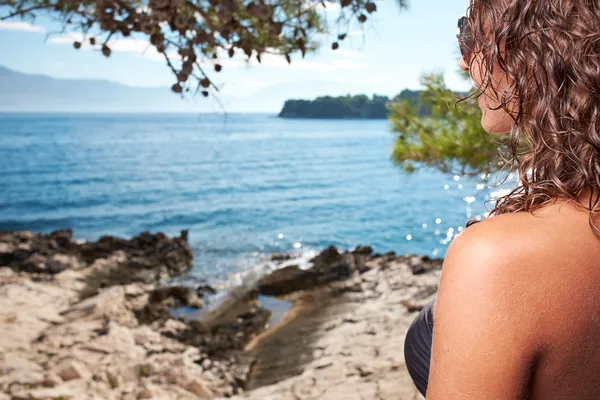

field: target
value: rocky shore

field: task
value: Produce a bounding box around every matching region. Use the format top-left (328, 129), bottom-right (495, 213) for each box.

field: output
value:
top-left (0, 230), bottom-right (441, 400)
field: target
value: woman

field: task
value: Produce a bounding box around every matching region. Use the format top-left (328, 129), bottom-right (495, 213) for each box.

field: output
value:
top-left (404, 1), bottom-right (600, 399)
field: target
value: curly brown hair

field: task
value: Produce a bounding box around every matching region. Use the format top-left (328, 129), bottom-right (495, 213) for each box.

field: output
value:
top-left (464, 0), bottom-right (600, 234)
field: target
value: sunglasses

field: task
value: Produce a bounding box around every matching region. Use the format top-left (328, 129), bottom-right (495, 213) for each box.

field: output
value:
top-left (457, 16), bottom-right (473, 63)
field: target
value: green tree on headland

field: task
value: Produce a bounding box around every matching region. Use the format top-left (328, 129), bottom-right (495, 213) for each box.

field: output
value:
top-left (0, 0), bottom-right (407, 97)
top-left (279, 94), bottom-right (389, 119)
top-left (388, 72), bottom-right (511, 177)
top-left (278, 90), bottom-right (430, 119)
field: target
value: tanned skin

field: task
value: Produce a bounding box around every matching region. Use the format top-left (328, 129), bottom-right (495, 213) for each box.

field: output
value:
top-left (425, 53), bottom-right (600, 400)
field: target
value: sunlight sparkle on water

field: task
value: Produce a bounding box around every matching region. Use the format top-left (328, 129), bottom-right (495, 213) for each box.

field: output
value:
top-left (435, 218), bottom-right (442, 224)
top-left (293, 242), bottom-right (302, 249)
top-left (453, 175), bottom-right (461, 181)
top-left (490, 188), bottom-right (512, 199)
top-left (464, 196), bottom-right (476, 203)
top-left (476, 183), bottom-right (486, 190)
top-left (278, 233), bottom-right (284, 239)
top-left (422, 223), bottom-right (427, 229)
top-left (444, 184), bottom-right (449, 190)
top-left (457, 184), bottom-right (463, 189)
top-left (406, 235), bottom-right (413, 241)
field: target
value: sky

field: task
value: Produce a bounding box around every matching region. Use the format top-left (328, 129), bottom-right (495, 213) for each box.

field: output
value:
top-left (0, 0), bottom-right (473, 109)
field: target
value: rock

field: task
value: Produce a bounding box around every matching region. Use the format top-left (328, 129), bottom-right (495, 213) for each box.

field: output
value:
top-left (0, 267), bottom-right (15, 279)
top-left (310, 246), bottom-right (341, 269)
top-left (106, 369), bottom-right (122, 388)
top-left (12, 386), bottom-right (74, 400)
top-left (149, 286), bottom-right (204, 308)
top-left (409, 255), bottom-right (428, 274)
top-left (408, 255), bottom-right (442, 275)
top-left (160, 319), bottom-right (188, 335)
top-left (79, 232), bottom-right (194, 297)
top-left (124, 283), bottom-right (153, 297)
top-left (311, 246), bottom-right (353, 285)
top-left (56, 359), bottom-right (91, 381)
top-left (42, 372), bottom-right (62, 387)
top-left (271, 253), bottom-right (291, 261)
top-left (47, 254), bottom-right (83, 273)
top-left (258, 247), bottom-right (355, 296)
top-left (79, 231), bottom-right (192, 273)
top-left (165, 369), bottom-right (179, 384)
top-left (133, 326), bottom-right (162, 345)
top-left (356, 364), bottom-right (373, 377)
top-left (23, 254), bottom-right (49, 273)
top-left (184, 378), bottom-right (213, 398)
top-left (62, 285), bottom-right (127, 321)
top-left (0, 370), bottom-right (45, 387)
top-left (180, 230), bottom-right (189, 242)
top-left (196, 285), bottom-right (217, 296)
top-left (86, 322), bottom-right (145, 361)
top-left (136, 286), bottom-right (204, 324)
top-left (400, 296), bottom-right (436, 313)
top-left (314, 358), bottom-right (334, 370)
top-left (0, 230), bottom-right (193, 297)
top-left (137, 385), bottom-right (154, 399)
top-left (257, 266), bottom-right (313, 296)
top-left (0, 229), bottom-right (265, 399)
top-left (353, 246), bottom-right (373, 255)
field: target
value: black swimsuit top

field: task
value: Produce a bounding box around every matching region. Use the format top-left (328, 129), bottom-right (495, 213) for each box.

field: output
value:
top-left (404, 298), bottom-right (435, 397)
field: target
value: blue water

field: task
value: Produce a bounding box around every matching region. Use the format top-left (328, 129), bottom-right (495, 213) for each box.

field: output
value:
top-left (0, 113), bottom-right (513, 284)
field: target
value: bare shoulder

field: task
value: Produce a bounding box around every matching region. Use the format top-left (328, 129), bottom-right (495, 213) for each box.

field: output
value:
top-left (427, 205), bottom-right (600, 398)
top-left (438, 212), bottom-right (543, 323)
top-left (427, 212), bottom-right (551, 398)
top-left (438, 204), bottom-right (600, 334)
top-left (443, 211), bottom-right (548, 285)
top-left (445, 203), bottom-right (598, 279)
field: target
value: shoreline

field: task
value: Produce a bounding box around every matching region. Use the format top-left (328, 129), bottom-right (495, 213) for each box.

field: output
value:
top-left (0, 230), bottom-right (442, 399)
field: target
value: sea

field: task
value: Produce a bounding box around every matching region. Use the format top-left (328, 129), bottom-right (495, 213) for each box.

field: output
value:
top-left (0, 113), bottom-right (515, 289)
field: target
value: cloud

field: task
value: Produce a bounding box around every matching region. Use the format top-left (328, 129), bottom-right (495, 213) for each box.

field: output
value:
top-left (220, 52), bottom-right (363, 71)
top-left (315, 1), bottom-right (341, 13)
top-left (318, 29), bottom-right (364, 44)
top-left (0, 21), bottom-right (45, 33)
top-left (47, 32), bottom-right (363, 70)
top-left (328, 48), bottom-right (364, 58)
top-left (301, 0), bottom-right (340, 13)
top-left (347, 30), bottom-right (363, 37)
top-left (330, 59), bottom-right (363, 69)
top-left (47, 33), bottom-right (177, 61)
top-left (46, 32), bottom-right (87, 45)
top-left (216, 46), bottom-right (363, 71)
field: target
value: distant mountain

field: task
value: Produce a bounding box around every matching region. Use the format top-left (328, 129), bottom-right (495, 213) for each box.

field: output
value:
top-left (0, 65), bottom-right (406, 113)
top-left (0, 66), bottom-right (214, 112)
